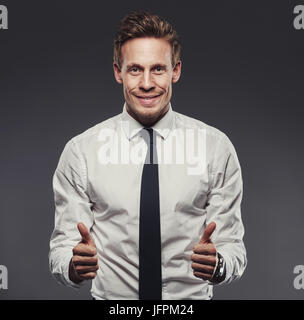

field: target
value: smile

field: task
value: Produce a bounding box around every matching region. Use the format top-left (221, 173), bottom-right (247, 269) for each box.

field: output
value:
top-left (134, 94), bottom-right (162, 106)
top-left (135, 94), bottom-right (161, 100)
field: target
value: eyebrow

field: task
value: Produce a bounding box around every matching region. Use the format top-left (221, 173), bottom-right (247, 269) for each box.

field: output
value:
top-left (126, 63), bottom-right (167, 70)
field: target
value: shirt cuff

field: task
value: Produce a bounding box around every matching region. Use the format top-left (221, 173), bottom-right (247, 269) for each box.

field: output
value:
top-left (51, 249), bottom-right (87, 290)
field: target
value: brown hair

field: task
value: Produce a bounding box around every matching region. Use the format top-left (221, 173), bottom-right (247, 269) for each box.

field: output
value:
top-left (113, 10), bottom-right (181, 70)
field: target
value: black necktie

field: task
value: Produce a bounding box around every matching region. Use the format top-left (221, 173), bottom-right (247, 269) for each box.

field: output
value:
top-left (139, 127), bottom-right (162, 300)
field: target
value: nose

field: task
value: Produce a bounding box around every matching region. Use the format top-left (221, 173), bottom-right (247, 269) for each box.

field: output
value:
top-left (139, 70), bottom-right (155, 91)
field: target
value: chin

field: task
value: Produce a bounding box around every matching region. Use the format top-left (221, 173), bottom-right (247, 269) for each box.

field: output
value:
top-left (139, 104), bottom-right (159, 113)
top-left (126, 100), bottom-right (169, 125)
top-left (140, 105), bottom-right (163, 117)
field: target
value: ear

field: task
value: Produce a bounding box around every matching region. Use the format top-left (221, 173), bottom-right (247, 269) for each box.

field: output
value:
top-left (172, 60), bottom-right (182, 83)
top-left (113, 62), bottom-right (123, 84)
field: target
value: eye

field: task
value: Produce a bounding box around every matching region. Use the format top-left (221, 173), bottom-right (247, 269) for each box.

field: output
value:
top-left (128, 67), bottom-right (140, 74)
top-left (153, 66), bottom-right (165, 73)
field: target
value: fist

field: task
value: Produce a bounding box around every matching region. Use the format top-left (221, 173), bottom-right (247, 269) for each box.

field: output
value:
top-left (191, 222), bottom-right (217, 281)
top-left (69, 222), bottom-right (99, 284)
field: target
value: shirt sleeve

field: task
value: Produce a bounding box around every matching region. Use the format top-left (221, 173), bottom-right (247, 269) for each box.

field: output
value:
top-left (206, 133), bottom-right (247, 285)
top-left (49, 138), bottom-right (94, 289)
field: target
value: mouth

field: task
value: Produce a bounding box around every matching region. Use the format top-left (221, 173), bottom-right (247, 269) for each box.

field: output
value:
top-left (134, 94), bottom-right (162, 106)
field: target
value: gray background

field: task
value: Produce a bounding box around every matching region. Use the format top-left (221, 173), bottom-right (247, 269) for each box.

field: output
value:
top-left (0, 0), bottom-right (303, 299)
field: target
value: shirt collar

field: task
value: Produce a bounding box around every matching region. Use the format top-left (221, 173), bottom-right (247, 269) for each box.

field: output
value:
top-left (121, 102), bottom-right (174, 141)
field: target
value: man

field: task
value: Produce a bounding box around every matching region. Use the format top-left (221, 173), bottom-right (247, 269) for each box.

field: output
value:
top-left (49, 11), bottom-right (247, 300)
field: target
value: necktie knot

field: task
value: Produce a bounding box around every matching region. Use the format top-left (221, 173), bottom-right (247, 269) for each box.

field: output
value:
top-left (142, 127), bottom-right (155, 145)
top-left (142, 128), bottom-right (157, 164)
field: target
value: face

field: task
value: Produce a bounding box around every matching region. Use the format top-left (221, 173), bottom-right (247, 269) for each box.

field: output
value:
top-left (113, 37), bottom-right (181, 127)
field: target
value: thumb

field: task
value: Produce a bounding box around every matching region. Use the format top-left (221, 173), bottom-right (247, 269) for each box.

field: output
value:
top-left (200, 222), bottom-right (216, 244)
top-left (77, 222), bottom-right (95, 246)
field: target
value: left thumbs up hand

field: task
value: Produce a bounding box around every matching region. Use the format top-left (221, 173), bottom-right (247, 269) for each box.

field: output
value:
top-left (191, 222), bottom-right (217, 281)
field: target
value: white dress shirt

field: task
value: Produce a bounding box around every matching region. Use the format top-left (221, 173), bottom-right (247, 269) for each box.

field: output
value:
top-left (49, 103), bottom-right (247, 300)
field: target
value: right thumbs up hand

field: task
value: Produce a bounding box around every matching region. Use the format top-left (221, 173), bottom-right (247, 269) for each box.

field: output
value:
top-left (69, 222), bottom-right (99, 284)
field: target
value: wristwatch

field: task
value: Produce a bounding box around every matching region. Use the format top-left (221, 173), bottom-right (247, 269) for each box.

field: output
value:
top-left (211, 252), bottom-right (226, 284)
